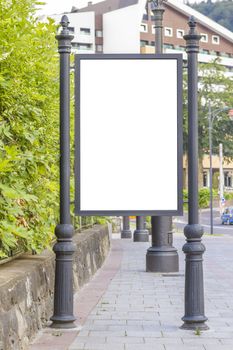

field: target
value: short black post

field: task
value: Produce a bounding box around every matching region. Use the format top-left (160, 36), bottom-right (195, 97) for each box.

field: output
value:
top-left (121, 216), bottom-right (132, 238)
top-left (181, 16), bottom-right (208, 330)
top-left (146, 0), bottom-right (178, 272)
top-left (134, 216), bottom-right (149, 242)
top-left (50, 15), bottom-right (76, 329)
top-left (147, 216), bottom-right (179, 272)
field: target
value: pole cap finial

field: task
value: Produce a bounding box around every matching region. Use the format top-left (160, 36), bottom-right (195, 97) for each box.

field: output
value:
top-left (150, 0), bottom-right (167, 10)
top-left (60, 15), bottom-right (69, 28)
top-left (56, 15), bottom-right (74, 51)
top-left (188, 16), bottom-right (197, 33)
top-left (59, 15), bottom-right (70, 35)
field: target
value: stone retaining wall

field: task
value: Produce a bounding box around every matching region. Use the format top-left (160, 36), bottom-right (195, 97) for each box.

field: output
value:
top-left (0, 224), bottom-right (110, 350)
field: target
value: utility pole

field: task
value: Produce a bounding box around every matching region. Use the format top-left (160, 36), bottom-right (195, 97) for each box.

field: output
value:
top-left (219, 143), bottom-right (224, 215)
top-left (208, 102), bottom-right (214, 235)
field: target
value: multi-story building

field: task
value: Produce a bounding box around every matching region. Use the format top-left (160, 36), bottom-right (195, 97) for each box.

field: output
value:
top-left (52, 0), bottom-right (233, 191)
top-left (71, 0), bottom-right (233, 71)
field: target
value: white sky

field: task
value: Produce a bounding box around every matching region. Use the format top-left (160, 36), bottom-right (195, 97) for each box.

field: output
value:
top-left (37, 0), bottom-right (206, 16)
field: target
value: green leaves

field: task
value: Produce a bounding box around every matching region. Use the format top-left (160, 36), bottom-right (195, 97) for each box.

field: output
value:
top-left (0, 0), bottom-right (59, 257)
top-left (183, 59), bottom-right (233, 160)
top-left (191, 1), bottom-right (233, 32)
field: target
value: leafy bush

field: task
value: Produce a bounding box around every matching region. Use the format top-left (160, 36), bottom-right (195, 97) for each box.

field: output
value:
top-left (199, 188), bottom-right (211, 209)
top-left (183, 188), bottom-right (218, 210)
top-left (0, 0), bottom-right (59, 257)
top-left (223, 192), bottom-right (233, 201)
top-left (0, 1), bottom-right (110, 258)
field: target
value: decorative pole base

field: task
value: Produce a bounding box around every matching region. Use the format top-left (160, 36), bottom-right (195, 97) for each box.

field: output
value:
top-left (50, 224), bottom-right (76, 329)
top-left (181, 316), bottom-right (209, 331)
top-left (146, 246), bottom-right (179, 272)
top-left (50, 316), bottom-right (77, 329)
top-left (181, 223), bottom-right (208, 331)
top-left (121, 229), bottom-right (132, 239)
top-left (133, 229), bottom-right (149, 242)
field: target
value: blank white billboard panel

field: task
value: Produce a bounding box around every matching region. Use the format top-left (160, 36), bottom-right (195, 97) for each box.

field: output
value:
top-left (75, 55), bottom-right (183, 216)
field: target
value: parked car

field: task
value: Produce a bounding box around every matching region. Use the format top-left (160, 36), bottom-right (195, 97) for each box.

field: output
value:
top-left (221, 207), bottom-right (233, 224)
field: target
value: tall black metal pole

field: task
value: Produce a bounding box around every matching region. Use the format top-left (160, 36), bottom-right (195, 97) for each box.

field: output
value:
top-left (146, 0), bottom-right (178, 272)
top-left (208, 102), bottom-right (214, 235)
top-left (121, 216), bottom-right (132, 239)
top-left (133, 216), bottom-right (149, 242)
top-left (181, 16), bottom-right (208, 330)
top-left (50, 16), bottom-right (76, 329)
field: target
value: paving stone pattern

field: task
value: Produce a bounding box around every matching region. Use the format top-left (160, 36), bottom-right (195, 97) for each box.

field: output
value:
top-left (69, 233), bottom-right (233, 350)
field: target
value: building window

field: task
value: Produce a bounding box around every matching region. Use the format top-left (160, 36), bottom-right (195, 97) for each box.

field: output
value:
top-left (152, 25), bottom-right (155, 34)
top-left (203, 171), bottom-right (208, 187)
top-left (68, 27), bottom-right (75, 33)
top-left (212, 35), bottom-right (220, 45)
top-left (140, 40), bottom-right (148, 47)
top-left (80, 27), bottom-right (91, 35)
top-left (96, 44), bottom-right (103, 52)
top-left (95, 30), bottom-right (103, 37)
top-left (164, 43), bottom-right (174, 50)
top-left (74, 43), bottom-right (92, 50)
top-left (164, 27), bottom-right (173, 37)
top-left (177, 45), bottom-right (186, 51)
top-left (177, 29), bottom-right (184, 39)
top-left (140, 23), bottom-right (148, 32)
top-left (200, 33), bottom-right (208, 43)
top-left (220, 52), bottom-right (230, 58)
top-left (224, 171), bottom-right (232, 187)
top-left (210, 50), bottom-right (217, 56)
top-left (200, 49), bottom-right (209, 55)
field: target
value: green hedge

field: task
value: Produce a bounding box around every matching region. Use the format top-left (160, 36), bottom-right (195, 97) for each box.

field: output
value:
top-left (183, 188), bottom-right (222, 210)
top-left (0, 0), bottom-right (60, 257)
top-left (0, 0), bottom-right (109, 259)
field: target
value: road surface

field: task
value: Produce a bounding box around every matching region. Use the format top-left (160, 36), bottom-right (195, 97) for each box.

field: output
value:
top-left (174, 208), bottom-right (233, 235)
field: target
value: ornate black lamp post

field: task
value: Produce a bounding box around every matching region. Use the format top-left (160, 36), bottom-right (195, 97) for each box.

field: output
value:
top-left (121, 216), bottom-right (132, 238)
top-left (181, 16), bottom-right (208, 331)
top-left (146, 0), bottom-right (178, 272)
top-left (50, 16), bottom-right (76, 329)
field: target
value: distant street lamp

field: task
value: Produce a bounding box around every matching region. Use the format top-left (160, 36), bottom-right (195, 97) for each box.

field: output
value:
top-left (208, 102), bottom-right (233, 235)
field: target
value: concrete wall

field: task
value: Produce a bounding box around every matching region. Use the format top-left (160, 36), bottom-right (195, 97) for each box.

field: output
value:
top-left (0, 225), bottom-right (110, 350)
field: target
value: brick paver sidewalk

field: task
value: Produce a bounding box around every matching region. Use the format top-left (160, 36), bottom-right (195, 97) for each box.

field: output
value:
top-left (31, 232), bottom-right (233, 350)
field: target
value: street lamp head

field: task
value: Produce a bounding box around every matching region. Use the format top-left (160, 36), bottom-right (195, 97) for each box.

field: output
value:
top-left (150, 0), bottom-right (167, 12)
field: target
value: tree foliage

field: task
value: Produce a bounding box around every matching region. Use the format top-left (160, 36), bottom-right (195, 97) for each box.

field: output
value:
top-left (197, 60), bottom-right (233, 158)
top-left (183, 59), bottom-right (233, 160)
top-left (0, 0), bottom-right (59, 257)
top-left (190, 0), bottom-right (233, 32)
